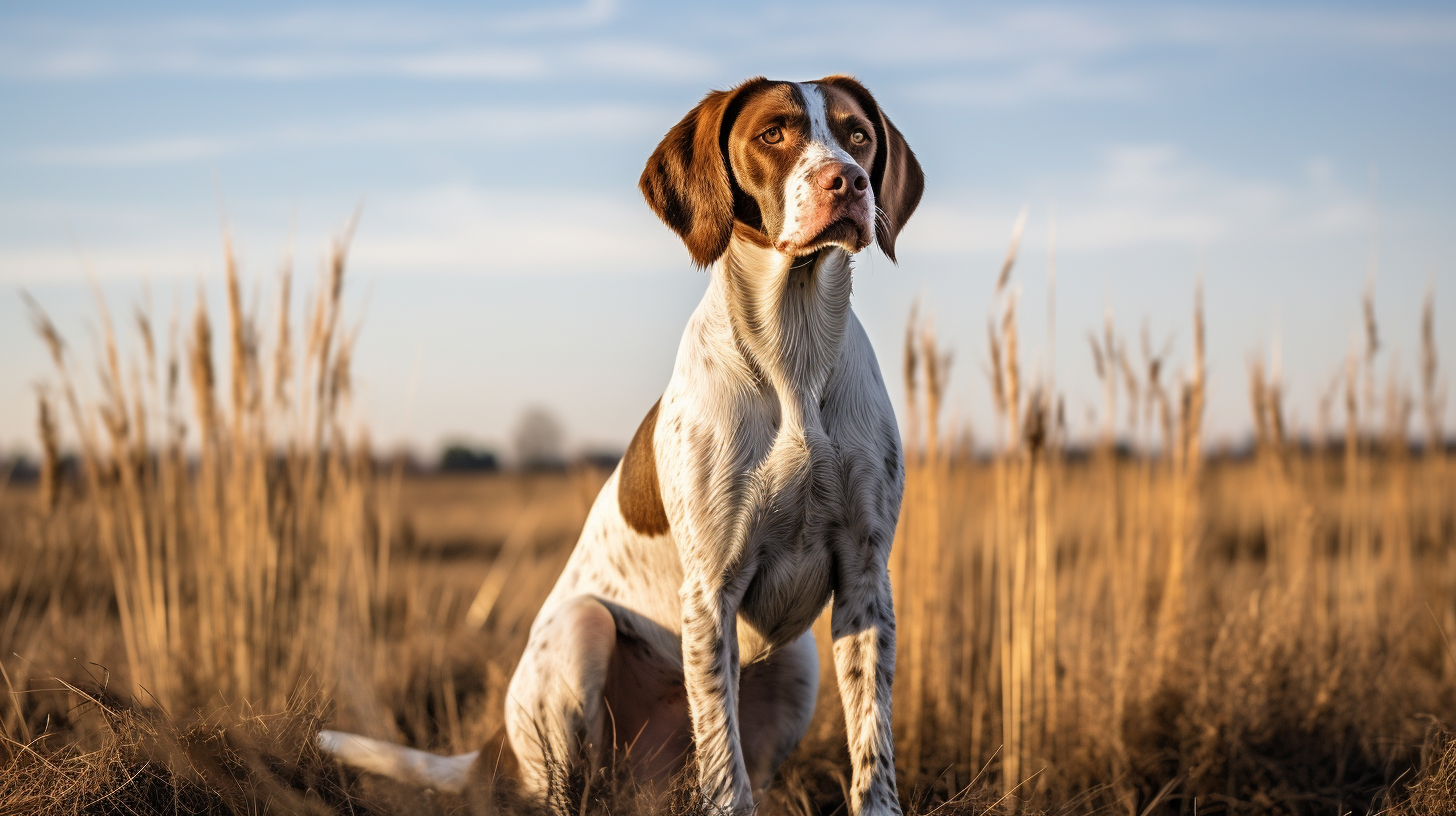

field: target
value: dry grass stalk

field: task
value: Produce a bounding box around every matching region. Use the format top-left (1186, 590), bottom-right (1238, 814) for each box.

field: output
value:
top-left (1421, 288), bottom-right (1447, 456)
top-left (35, 390), bottom-right (61, 514)
top-left (465, 502), bottom-right (542, 629)
top-left (913, 209), bottom-right (1061, 802)
top-left (899, 305), bottom-right (952, 782)
top-left (1154, 285), bottom-right (1202, 670)
top-left (919, 315), bottom-right (950, 722)
top-left (995, 207), bottom-right (1030, 294)
top-left (904, 299), bottom-right (921, 460)
top-left (22, 223), bottom-right (389, 717)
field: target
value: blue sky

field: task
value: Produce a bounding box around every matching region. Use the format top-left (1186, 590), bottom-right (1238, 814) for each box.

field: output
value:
top-left (2, 0), bottom-right (1453, 458)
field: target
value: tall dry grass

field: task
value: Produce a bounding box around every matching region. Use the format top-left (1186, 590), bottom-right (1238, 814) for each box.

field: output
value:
top-left (0, 228), bottom-right (604, 815)
top-left (0, 220), bottom-right (1453, 815)
top-left (13, 223), bottom-right (394, 719)
top-left (887, 220), bottom-right (1454, 813)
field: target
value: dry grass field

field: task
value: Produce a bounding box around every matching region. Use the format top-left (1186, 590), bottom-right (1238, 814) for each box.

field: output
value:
top-left (1, 234), bottom-right (1453, 815)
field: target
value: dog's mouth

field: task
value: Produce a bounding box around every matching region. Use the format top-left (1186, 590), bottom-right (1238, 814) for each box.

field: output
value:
top-left (810, 217), bottom-right (865, 249)
top-left (780, 216), bottom-right (869, 257)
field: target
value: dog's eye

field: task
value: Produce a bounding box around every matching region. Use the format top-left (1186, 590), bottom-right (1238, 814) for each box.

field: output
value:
top-left (760, 127), bottom-right (783, 145)
top-left (849, 128), bottom-right (869, 146)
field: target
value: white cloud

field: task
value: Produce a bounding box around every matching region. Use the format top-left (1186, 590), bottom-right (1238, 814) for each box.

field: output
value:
top-left (809, 5), bottom-right (1137, 65)
top-left (385, 50), bottom-right (548, 79)
top-left (0, 185), bottom-right (686, 283)
top-left (489, 0), bottom-right (619, 34)
top-left (21, 104), bottom-right (666, 166)
top-left (0, 2), bottom-right (713, 83)
top-left (4, 2), bottom-right (1449, 111)
top-left (749, 4), bottom-right (1456, 106)
top-left (572, 42), bottom-right (718, 78)
top-left (352, 184), bottom-right (683, 274)
top-left (904, 144), bottom-right (1371, 256)
top-left (840, 4), bottom-right (1456, 63)
top-left (3, 40), bottom-right (715, 83)
top-left (0, 245), bottom-right (219, 284)
top-left (26, 135), bottom-right (236, 166)
top-left (906, 62), bottom-right (1146, 106)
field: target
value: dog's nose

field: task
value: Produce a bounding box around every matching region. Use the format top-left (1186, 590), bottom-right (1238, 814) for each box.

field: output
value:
top-left (815, 163), bottom-right (869, 195)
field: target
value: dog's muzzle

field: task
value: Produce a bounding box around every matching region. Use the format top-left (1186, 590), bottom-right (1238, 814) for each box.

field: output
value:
top-left (778, 161), bottom-right (875, 255)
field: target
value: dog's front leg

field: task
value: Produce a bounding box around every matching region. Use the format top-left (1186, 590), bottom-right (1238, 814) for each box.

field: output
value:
top-left (832, 565), bottom-right (902, 816)
top-left (681, 575), bottom-right (754, 811)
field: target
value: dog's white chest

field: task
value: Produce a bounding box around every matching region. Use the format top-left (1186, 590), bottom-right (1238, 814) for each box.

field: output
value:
top-left (735, 425), bottom-right (842, 655)
top-left (642, 252), bottom-right (902, 668)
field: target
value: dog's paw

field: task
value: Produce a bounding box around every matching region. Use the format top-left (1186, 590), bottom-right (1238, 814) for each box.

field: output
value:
top-left (851, 789), bottom-right (904, 816)
top-left (696, 776), bottom-right (755, 816)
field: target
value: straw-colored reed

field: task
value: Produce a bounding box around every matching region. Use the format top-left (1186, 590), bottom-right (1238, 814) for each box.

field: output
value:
top-left (20, 224), bottom-right (392, 716)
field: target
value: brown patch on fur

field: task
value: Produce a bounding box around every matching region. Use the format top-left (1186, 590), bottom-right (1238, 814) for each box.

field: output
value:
top-left (619, 399), bottom-right (670, 536)
top-left (640, 77), bottom-right (774, 267)
top-left (724, 82), bottom-right (811, 243)
top-left (815, 75), bottom-right (925, 261)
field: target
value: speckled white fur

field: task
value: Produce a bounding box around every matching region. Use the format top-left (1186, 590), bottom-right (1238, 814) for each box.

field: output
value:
top-left (321, 80), bottom-right (907, 816)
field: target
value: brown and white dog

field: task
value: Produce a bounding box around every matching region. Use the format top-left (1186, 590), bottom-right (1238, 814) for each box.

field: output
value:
top-left (320, 75), bottom-right (923, 815)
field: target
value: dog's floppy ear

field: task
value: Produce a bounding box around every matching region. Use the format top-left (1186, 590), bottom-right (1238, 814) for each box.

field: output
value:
top-left (640, 78), bottom-right (766, 267)
top-left (820, 75), bottom-right (924, 262)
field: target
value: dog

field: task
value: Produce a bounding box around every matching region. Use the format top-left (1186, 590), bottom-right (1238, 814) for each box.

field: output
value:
top-left (320, 75), bottom-right (923, 816)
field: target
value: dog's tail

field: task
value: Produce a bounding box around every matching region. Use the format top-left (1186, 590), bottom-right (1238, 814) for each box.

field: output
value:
top-left (317, 729), bottom-right (478, 792)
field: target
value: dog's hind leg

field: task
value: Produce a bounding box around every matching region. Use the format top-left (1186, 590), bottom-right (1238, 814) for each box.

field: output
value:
top-left (505, 595), bottom-right (617, 811)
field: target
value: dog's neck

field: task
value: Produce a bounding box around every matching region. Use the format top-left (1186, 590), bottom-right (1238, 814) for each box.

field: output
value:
top-left (714, 224), bottom-right (853, 410)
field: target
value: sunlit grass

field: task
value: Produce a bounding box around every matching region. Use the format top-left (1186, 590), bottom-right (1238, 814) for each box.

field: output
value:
top-left (1, 223), bottom-right (1453, 815)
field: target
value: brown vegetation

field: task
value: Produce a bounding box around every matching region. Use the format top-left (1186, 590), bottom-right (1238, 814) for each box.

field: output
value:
top-left (1, 229), bottom-right (1453, 814)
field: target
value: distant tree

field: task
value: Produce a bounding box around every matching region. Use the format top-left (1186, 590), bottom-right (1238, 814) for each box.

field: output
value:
top-left (514, 406), bottom-right (565, 471)
top-left (438, 443), bottom-right (499, 472)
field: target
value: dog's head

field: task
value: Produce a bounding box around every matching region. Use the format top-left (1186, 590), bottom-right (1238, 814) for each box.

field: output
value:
top-left (640, 76), bottom-right (924, 267)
